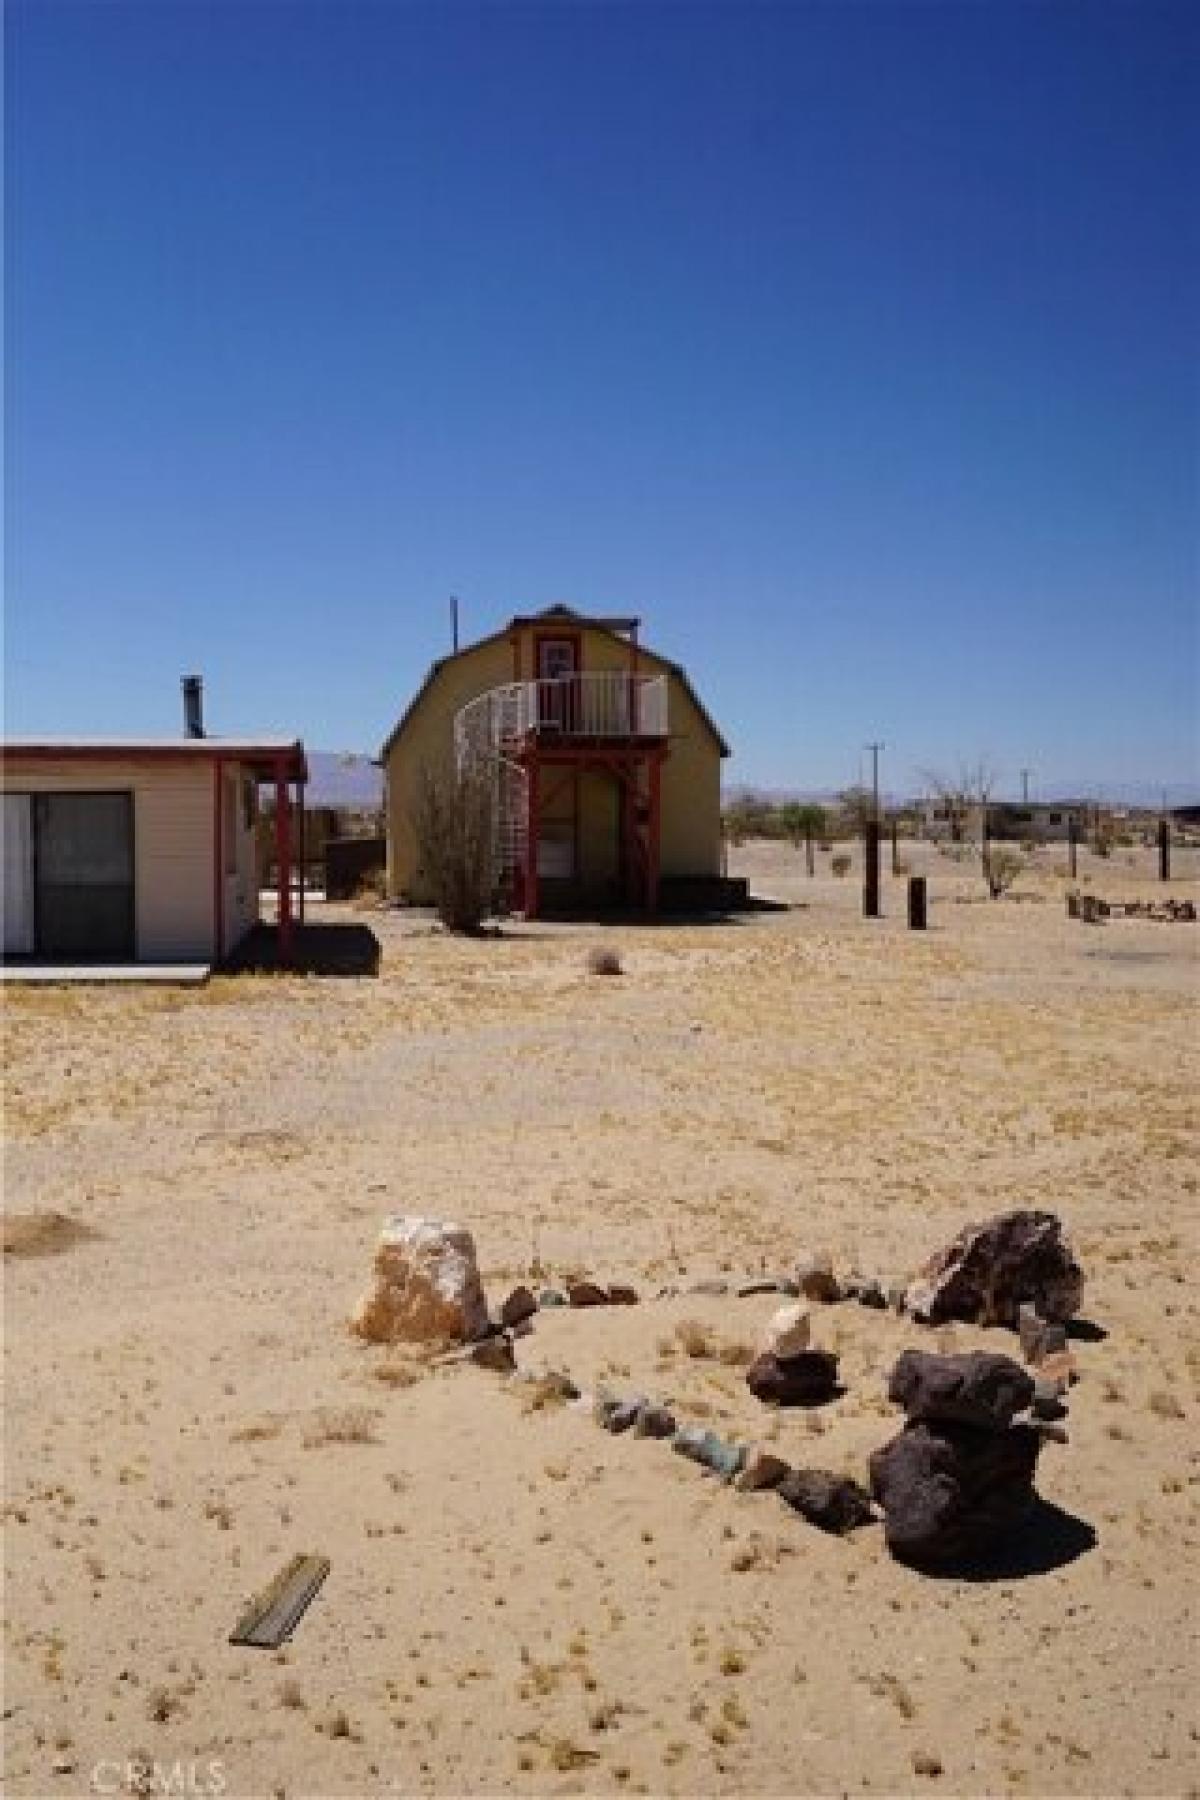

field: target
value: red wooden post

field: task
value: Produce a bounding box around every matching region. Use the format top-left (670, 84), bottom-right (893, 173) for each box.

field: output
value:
top-left (297, 779), bottom-right (306, 924)
top-left (275, 756), bottom-right (293, 960)
top-left (646, 752), bottom-right (662, 913)
top-left (212, 756), bottom-right (224, 961)
top-left (524, 757), bottom-right (539, 919)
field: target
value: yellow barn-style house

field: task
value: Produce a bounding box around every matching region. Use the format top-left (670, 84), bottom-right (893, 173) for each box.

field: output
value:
top-left (380, 605), bottom-right (734, 917)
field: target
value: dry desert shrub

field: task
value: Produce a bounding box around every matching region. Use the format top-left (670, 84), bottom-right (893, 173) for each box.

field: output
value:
top-left (674, 1319), bottom-right (753, 1364)
top-left (371, 1361), bottom-right (422, 1389)
top-left (302, 1406), bottom-right (380, 1448)
top-left (585, 946), bottom-right (623, 977)
top-left (830, 852), bottom-right (852, 877)
top-left (410, 747), bottom-right (498, 932)
top-left (2, 1211), bottom-right (98, 1259)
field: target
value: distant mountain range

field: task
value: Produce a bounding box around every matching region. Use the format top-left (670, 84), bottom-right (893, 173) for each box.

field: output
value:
top-left (725, 780), bottom-right (1197, 811)
top-left (303, 754), bottom-right (1195, 814)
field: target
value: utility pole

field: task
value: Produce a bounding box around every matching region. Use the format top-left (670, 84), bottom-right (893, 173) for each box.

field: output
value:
top-left (865, 742), bottom-right (884, 821)
top-left (450, 594), bottom-right (460, 653)
top-left (863, 742), bottom-right (883, 919)
top-left (1020, 768), bottom-right (1031, 806)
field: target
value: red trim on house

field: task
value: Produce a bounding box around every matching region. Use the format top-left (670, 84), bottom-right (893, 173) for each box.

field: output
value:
top-left (1, 742), bottom-right (307, 779)
top-left (524, 758), bottom-right (540, 921)
top-left (275, 755), bottom-right (293, 962)
top-left (212, 757), bottom-right (224, 961)
top-left (646, 753), bottom-right (662, 914)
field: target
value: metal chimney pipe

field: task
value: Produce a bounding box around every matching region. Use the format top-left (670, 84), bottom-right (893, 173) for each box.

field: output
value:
top-left (181, 675), bottom-right (204, 738)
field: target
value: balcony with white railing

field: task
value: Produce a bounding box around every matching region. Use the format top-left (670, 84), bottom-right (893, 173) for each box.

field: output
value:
top-left (455, 673), bottom-right (668, 759)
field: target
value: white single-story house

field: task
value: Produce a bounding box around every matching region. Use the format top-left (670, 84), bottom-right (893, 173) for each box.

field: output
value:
top-left (1, 710), bottom-right (307, 964)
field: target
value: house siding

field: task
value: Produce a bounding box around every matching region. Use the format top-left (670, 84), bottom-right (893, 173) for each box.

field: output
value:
top-left (0, 757), bottom-right (263, 960)
top-left (383, 622), bottom-right (725, 902)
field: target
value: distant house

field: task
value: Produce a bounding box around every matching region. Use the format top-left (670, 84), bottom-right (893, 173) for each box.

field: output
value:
top-left (380, 605), bottom-right (731, 916)
top-left (1, 682), bottom-right (306, 965)
top-left (916, 798), bottom-right (1099, 844)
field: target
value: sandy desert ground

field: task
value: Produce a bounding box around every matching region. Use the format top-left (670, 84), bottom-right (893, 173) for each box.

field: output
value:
top-left (3, 839), bottom-right (1198, 1798)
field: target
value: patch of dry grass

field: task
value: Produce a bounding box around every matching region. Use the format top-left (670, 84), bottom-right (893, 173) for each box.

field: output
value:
top-left (2, 1211), bottom-right (98, 1260)
top-left (302, 1406), bottom-right (381, 1448)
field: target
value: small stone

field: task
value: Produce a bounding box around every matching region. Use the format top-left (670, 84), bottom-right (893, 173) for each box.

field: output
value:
top-left (888, 1283), bottom-right (908, 1315)
top-left (777, 1469), bottom-right (875, 1533)
top-left (606, 1284), bottom-right (639, 1306)
top-left (1018, 1303), bottom-right (1068, 1367)
top-left (912, 1751), bottom-right (943, 1779)
top-left (500, 1285), bottom-right (538, 1328)
top-left (671, 1428), bottom-right (744, 1478)
top-left (797, 1253), bottom-right (840, 1304)
top-left (746, 1348), bottom-right (839, 1407)
top-left (602, 1397), bottom-right (647, 1434)
top-left (1037, 1348), bottom-right (1078, 1393)
top-left (470, 1334), bottom-right (515, 1374)
top-left (568, 1281), bottom-right (609, 1309)
top-left (632, 1403), bottom-right (677, 1439)
top-left (655, 1284), bottom-right (681, 1300)
top-left (538, 1288), bottom-right (568, 1308)
top-left (857, 1279), bottom-right (888, 1310)
top-left (735, 1448), bottom-right (791, 1492)
top-left (1030, 1377), bottom-right (1068, 1421)
top-left (757, 1302), bottom-right (812, 1360)
top-left (593, 1393), bottom-right (621, 1427)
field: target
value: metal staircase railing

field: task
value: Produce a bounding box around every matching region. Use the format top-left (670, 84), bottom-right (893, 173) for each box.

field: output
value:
top-left (453, 673), bottom-right (668, 902)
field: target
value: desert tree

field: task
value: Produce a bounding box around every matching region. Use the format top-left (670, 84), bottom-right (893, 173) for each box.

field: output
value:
top-left (984, 846), bottom-right (1023, 899)
top-left (780, 801), bottom-right (827, 875)
top-left (919, 759), bottom-right (1000, 844)
top-left (410, 745), bottom-right (500, 933)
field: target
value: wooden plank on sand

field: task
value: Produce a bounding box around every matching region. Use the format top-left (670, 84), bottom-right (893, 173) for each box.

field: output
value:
top-left (229, 1554), bottom-right (330, 1649)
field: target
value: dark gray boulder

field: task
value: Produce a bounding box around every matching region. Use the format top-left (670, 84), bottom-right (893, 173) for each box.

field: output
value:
top-left (888, 1349), bottom-right (1034, 1431)
top-left (905, 1209), bottom-right (1083, 1327)
top-left (499, 1285), bottom-right (538, 1328)
top-left (868, 1419), bottom-right (1042, 1565)
top-left (777, 1469), bottom-right (875, 1534)
top-left (745, 1349), bottom-right (839, 1406)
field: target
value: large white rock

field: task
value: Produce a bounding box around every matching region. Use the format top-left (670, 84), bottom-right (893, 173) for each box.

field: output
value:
top-left (351, 1215), bottom-right (488, 1345)
top-left (757, 1301), bottom-right (812, 1360)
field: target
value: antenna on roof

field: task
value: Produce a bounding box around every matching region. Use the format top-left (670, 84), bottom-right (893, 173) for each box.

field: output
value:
top-left (450, 594), bottom-right (460, 653)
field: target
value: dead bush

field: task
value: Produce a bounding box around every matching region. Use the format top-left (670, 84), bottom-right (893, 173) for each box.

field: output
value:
top-left (411, 747), bottom-right (498, 932)
top-left (984, 848), bottom-right (1023, 899)
top-left (830, 852), bottom-right (852, 878)
top-left (586, 946), bottom-right (622, 977)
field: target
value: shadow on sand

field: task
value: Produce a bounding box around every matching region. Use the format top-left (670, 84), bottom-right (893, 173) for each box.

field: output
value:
top-left (223, 923), bottom-right (381, 978)
top-left (913, 1496), bottom-right (1098, 1583)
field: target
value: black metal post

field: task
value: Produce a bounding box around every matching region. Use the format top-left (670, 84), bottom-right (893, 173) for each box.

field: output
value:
top-left (1068, 813), bottom-right (1078, 879)
top-left (805, 830), bottom-right (814, 878)
top-left (864, 820), bottom-right (881, 918)
top-left (1159, 817), bottom-right (1170, 881)
top-left (908, 875), bottom-right (927, 930)
top-left (891, 817), bottom-right (899, 876)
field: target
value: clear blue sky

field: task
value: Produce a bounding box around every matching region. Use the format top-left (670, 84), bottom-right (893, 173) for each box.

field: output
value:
top-left (5, 0), bottom-right (1197, 798)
